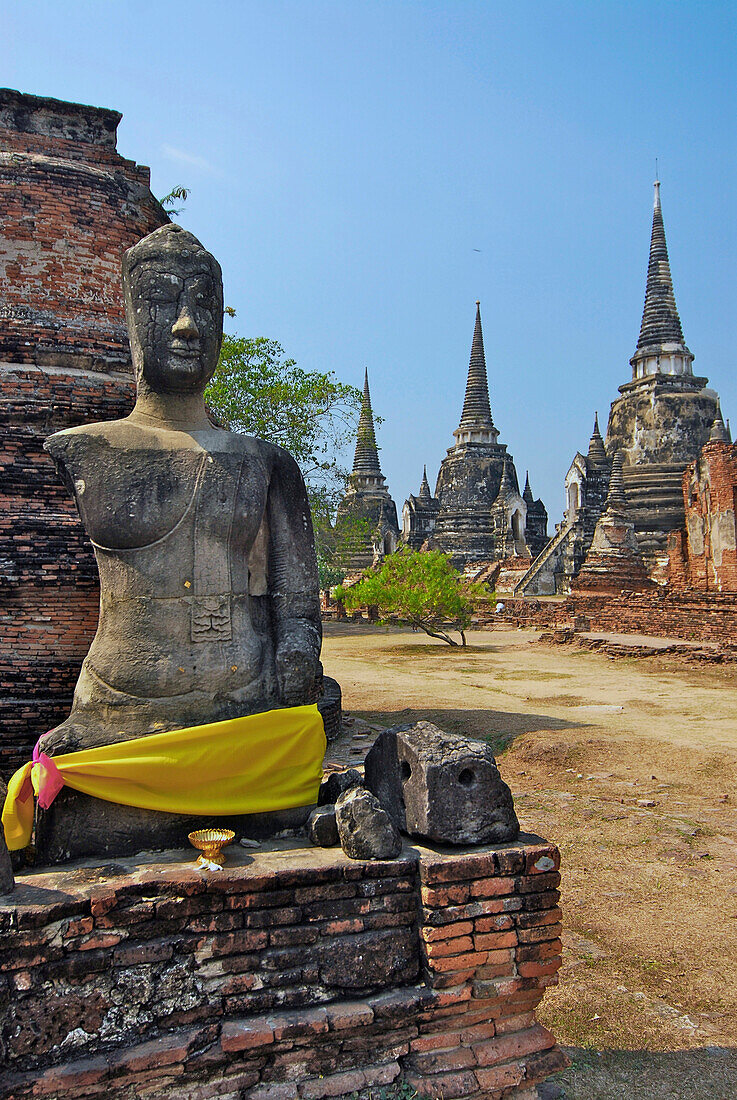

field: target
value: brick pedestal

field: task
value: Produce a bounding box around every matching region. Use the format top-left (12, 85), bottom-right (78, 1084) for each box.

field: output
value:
top-left (0, 837), bottom-right (567, 1099)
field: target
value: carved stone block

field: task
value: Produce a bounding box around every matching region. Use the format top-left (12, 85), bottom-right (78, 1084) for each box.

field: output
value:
top-left (364, 722), bottom-right (519, 845)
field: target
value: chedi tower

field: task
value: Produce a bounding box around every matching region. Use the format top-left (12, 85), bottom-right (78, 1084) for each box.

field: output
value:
top-left (607, 180), bottom-right (720, 558)
top-left (429, 302), bottom-right (546, 567)
top-left (517, 180), bottom-right (723, 596)
top-left (336, 369), bottom-right (399, 572)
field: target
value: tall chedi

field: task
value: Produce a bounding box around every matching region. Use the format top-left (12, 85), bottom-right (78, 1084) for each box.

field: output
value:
top-left (606, 180), bottom-right (721, 561)
top-left (516, 180), bottom-right (725, 598)
top-left (431, 302), bottom-right (545, 566)
top-left (336, 369), bottom-right (399, 572)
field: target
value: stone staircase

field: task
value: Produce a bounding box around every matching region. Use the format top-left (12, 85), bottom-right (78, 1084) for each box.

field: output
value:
top-left (513, 519), bottom-right (575, 596)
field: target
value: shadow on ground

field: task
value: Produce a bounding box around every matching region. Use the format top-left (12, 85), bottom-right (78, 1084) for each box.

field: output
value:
top-left (545, 1045), bottom-right (737, 1100)
top-left (352, 707), bottom-right (583, 754)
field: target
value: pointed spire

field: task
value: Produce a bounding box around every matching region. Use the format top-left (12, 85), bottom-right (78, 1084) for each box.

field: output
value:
top-left (709, 400), bottom-right (730, 443)
top-left (418, 464), bottom-right (432, 499)
top-left (497, 458), bottom-right (514, 500)
top-left (587, 412), bottom-right (608, 466)
top-left (523, 471), bottom-right (534, 504)
top-left (605, 451), bottom-right (627, 515)
top-left (351, 368), bottom-right (382, 477)
top-left (458, 301), bottom-right (495, 431)
top-left (636, 181), bottom-right (686, 351)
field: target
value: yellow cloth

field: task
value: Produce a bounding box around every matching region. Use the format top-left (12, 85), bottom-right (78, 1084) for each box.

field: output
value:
top-left (2, 704), bottom-right (326, 852)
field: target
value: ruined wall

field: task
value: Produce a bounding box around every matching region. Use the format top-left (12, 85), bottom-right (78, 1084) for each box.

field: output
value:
top-left (0, 89), bottom-right (166, 367)
top-left (493, 591), bottom-right (737, 648)
top-left (0, 90), bottom-right (167, 776)
top-left (1, 838), bottom-right (566, 1100)
top-left (671, 440), bottom-right (737, 593)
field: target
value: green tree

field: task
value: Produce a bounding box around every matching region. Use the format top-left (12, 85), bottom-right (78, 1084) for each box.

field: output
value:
top-left (335, 549), bottom-right (490, 647)
top-left (205, 335), bottom-right (364, 586)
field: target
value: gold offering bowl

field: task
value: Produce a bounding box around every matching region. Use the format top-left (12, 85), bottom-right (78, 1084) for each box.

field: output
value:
top-left (188, 828), bottom-right (235, 868)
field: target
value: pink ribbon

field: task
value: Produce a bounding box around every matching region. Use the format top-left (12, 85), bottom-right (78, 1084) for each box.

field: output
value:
top-left (32, 740), bottom-right (65, 809)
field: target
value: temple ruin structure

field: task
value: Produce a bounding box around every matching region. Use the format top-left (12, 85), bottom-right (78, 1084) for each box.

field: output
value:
top-left (403, 302), bottom-right (547, 566)
top-left (401, 466), bottom-right (440, 550)
top-left (668, 406), bottom-right (737, 593)
top-left (570, 452), bottom-right (655, 596)
top-left (0, 89), bottom-right (168, 775)
top-left (336, 369), bottom-right (399, 571)
top-left (517, 181), bottom-right (723, 596)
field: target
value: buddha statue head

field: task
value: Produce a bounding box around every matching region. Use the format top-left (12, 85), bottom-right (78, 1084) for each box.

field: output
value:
top-left (122, 223), bottom-right (224, 396)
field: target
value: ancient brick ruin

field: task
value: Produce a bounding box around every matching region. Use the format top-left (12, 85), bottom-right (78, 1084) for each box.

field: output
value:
top-left (401, 302), bottom-right (547, 566)
top-left (570, 453), bottom-right (655, 597)
top-left (0, 89), bottom-right (167, 774)
top-left (492, 421), bottom-right (737, 647)
top-left (668, 411), bottom-right (737, 594)
top-left (517, 182), bottom-right (725, 596)
top-left (1, 837), bottom-right (566, 1100)
top-left (402, 466), bottom-right (440, 551)
top-left (336, 369), bottom-right (400, 571)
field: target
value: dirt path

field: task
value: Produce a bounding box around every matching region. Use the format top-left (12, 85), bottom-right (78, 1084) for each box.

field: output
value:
top-left (322, 625), bottom-right (737, 1100)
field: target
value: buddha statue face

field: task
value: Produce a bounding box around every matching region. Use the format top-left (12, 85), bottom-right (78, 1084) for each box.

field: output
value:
top-left (123, 224), bottom-right (224, 396)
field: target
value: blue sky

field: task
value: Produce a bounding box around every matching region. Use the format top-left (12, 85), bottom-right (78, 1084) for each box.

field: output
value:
top-left (5, 1), bottom-right (735, 517)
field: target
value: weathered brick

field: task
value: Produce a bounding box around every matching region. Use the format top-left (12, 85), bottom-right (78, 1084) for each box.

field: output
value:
top-left (325, 1001), bottom-right (374, 1030)
top-left (421, 920), bottom-right (474, 943)
top-left (516, 922), bottom-right (562, 944)
top-left (517, 937), bottom-right (562, 960)
top-left (405, 1070), bottom-right (480, 1098)
top-left (473, 1023), bottom-right (555, 1067)
top-left (474, 1060), bottom-right (524, 1092)
top-left (424, 936), bottom-right (475, 958)
top-left (473, 930), bottom-right (517, 950)
top-left (518, 959), bottom-right (562, 978)
top-left (220, 1020), bottom-right (275, 1053)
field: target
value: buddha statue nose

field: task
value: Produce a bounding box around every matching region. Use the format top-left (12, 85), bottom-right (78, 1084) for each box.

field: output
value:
top-left (172, 305), bottom-right (199, 340)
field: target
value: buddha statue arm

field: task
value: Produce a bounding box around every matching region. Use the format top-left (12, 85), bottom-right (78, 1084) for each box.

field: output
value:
top-left (265, 448), bottom-right (323, 706)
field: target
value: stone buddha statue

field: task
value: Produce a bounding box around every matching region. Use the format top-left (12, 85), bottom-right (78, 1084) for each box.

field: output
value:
top-left (35, 224), bottom-right (328, 860)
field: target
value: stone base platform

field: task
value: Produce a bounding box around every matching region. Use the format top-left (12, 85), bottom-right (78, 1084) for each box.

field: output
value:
top-left (0, 836), bottom-right (567, 1099)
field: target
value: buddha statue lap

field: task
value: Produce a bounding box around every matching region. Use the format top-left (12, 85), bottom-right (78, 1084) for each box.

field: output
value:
top-left (34, 224), bottom-right (332, 861)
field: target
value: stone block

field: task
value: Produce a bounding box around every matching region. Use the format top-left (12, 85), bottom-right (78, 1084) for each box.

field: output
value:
top-left (335, 787), bottom-right (402, 860)
top-left (364, 723), bottom-right (519, 844)
top-left (306, 805), bottom-right (339, 847)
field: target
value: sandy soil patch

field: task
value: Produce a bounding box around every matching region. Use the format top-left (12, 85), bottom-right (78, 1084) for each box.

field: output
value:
top-left (322, 625), bottom-right (737, 1100)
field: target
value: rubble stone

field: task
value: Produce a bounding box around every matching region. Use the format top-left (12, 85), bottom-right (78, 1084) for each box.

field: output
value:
top-left (365, 722), bottom-right (519, 845)
top-left (307, 806), bottom-right (339, 847)
top-left (335, 788), bottom-right (402, 860)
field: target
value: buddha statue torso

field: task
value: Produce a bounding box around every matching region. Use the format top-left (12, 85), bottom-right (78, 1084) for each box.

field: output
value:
top-left (43, 420), bottom-right (319, 749)
top-left (32, 224), bottom-right (326, 858)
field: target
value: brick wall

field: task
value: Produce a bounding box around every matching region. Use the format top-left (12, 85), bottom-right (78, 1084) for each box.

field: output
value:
top-left (671, 440), bottom-right (737, 593)
top-left (494, 590), bottom-right (737, 648)
top-left (476, 598), bottom-right (563, 629)
top-left (0, 89), bottom-right (166, 367)
top-left (0, 838), bottom-right (566, 1100)
top-left (0, 90), bottom-right (167, 771)
top-left (567, 589), bottom-right (737, 647)
top-left (0, 366), bottom-right (138, 777)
